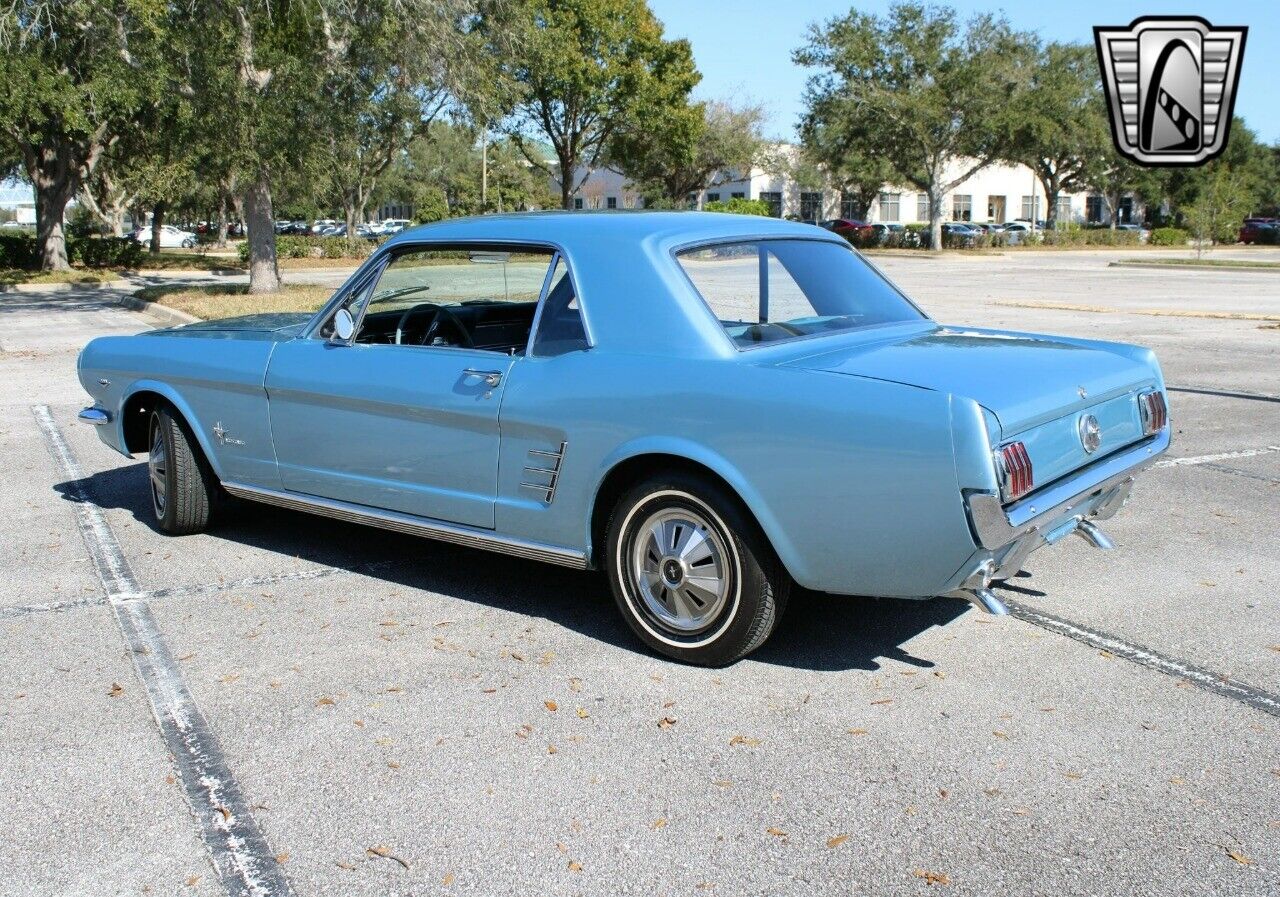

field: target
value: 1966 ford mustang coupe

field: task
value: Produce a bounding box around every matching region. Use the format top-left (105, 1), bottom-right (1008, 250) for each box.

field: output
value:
top-left (77, 212), bottom-right (1170, 665)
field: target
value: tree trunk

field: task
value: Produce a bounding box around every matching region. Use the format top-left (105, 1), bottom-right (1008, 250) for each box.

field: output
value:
top-left (1041, 172), bottom-right (1061, 230)
top-left (34, 181), bottom-right (75, 271)
top-left (149, 201), bottom-right (167, 254)
top-left (928, 187), bottom-right (944, 252)
top-left (215, 193), bottom-right (230, 249)
top-left (343, 196), bottom-right (357, 238)
top-left (243, 172), bottom-right (280, 294)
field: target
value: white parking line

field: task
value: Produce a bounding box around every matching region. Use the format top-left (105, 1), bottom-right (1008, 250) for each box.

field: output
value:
top-left (1006, 601), bottom-right (1280, 718)
top-left (1154, 445), bottom-right (1280, 468)
top-left (32, 405), bottom-right (293, 897)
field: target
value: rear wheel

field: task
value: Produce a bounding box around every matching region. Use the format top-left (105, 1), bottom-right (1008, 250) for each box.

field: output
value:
top-left (148, 404), bottom-right (217, 534)
top-left (606, 472), bottom-right (788, 666)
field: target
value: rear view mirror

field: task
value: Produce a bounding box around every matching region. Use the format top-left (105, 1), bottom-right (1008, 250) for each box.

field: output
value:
top-left (331, 307), bottom-right (355, 343)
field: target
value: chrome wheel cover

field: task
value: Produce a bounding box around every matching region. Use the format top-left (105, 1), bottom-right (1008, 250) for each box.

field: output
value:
top-left (630, 507), bottom-right (731, 634)
top-left (149, 420), bottom-right (167, 518)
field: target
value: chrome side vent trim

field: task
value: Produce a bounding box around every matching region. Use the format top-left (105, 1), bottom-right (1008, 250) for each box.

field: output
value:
top-left (520, 441), bottom-right (568, 504)
top-left (221, 482), bottom-right (588, 569)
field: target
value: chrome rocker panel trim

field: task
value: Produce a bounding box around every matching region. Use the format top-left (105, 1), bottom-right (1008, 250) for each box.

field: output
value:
top-left (222, 482), bottom-right (589, 569)
top-left (965, 428), bottom-right (1170, 551)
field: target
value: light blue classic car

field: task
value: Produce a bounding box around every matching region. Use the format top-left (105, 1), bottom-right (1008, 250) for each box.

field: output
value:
top-left (77, 212), bottom-right (1170, 665)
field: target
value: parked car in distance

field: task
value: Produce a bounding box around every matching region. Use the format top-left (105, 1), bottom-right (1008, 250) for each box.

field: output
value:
top-left (379, 218), bottom-right (412, 235)
top-left (129, 225), bottom-right (198, 249)
top-left (76, 212), bottom-right (1170, 666)
top-left (941, 222), bottom-right (983, 246)
top-left (867, 223), bottom-right (905, 244)
top-left (1239, 218), bottom-right (1278, 244)
top-left (818, 218), bottom-right (874, 242)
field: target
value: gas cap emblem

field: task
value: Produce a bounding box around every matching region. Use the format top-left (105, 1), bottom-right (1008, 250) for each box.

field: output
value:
top-left (1078, 414), bottom-right (1102, 454)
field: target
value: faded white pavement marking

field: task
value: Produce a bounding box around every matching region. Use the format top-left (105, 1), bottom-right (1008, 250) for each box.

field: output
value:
top-left (1005, 601), bottom-right (1280, 719)
top-left (32, 405), bottom-right (292, 897)
top-left (1154, 445), bottom-right (1280, 468)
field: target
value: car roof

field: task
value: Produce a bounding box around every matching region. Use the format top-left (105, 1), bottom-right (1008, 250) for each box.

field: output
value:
top-left (380, 211), bottom-right (850, 359)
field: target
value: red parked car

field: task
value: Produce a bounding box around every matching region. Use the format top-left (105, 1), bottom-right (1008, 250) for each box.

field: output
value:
top-left (818, 218), bottom-right (874, 241)
top-left (1238, 218), bottom-right (1278, 244)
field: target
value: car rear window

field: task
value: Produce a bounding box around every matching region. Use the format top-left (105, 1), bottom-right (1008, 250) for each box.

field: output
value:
top-left (675, 239), bottom-right (925, 348)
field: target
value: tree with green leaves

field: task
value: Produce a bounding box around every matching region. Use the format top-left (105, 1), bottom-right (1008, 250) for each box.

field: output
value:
top-left (609, 98), bottom-right (766, 208)
top-left (486, 0), bottom-right (700, 210)
top-left (1184, 165), bottom-right (1252, 256)
top-left (1001, 42), bottom-right (1111, 229)
top-left (0, 0), bottom-right (161, 270)
top-left (798, 103), bottom-right (894, 221)
top-left (795, 2), bottom-right (1026, 250)
top-left (318, 0), bottom-right (488, 235)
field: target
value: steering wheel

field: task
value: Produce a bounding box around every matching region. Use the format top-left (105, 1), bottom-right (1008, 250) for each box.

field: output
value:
top-left (421, 306), bottom-right (474, 348)
top-left (394, 302), bottom-right (440, 345)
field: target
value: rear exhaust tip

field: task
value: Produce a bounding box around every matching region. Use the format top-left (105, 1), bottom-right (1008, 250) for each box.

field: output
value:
top-left (1075, 519), bottom-right (1115, 550)
top-left (967, 587), bottom-right (1010, 616)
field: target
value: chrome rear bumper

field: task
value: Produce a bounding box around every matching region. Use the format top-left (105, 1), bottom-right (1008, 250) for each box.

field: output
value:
top-left (78, 406), bottom-right (111, 426)
top-left (964, 428), bottom-right (1169, 551)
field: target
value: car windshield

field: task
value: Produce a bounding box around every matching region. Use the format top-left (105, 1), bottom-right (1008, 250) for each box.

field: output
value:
top-left (675, 239), bottom-right (925, 348)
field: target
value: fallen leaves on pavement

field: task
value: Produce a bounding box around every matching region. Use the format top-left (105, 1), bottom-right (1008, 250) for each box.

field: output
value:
top-left (107, 682), bottom-right (124, 697)
top-left (913, 869), bottom-right (951, 885)
top-left (827, 834), bottom-right (849, 848)
top-left (366, 845), bottom-right (409, 869)
top-left (729, 735), bottom-right (760, 747)
top-left (544, 700), bottom-right (558, 712)
top-left (657, 716), bottom-right (678, 730)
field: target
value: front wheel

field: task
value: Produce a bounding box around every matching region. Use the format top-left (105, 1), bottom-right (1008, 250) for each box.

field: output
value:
top-left (148, 405), bottom-right (217, 534)
top-left (605, 472), bottom-right (788, 666)
top-left (181, 238), bottom-right (196, 248)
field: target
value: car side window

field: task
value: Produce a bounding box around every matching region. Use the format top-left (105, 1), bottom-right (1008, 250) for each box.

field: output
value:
top-left (530, 257), bottom-right (589, 357)
top-left (332, 246), bottom-right (555, 353)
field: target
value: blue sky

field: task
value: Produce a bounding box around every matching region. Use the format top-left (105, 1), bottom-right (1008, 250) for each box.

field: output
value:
top-left (648, 1), bottom-right (1279, 144)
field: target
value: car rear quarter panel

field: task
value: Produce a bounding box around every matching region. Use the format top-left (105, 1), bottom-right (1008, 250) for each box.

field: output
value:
top-left (78, 333), bottom-right (278, 486)
top-left (498, 351), bottom-right (976, 598)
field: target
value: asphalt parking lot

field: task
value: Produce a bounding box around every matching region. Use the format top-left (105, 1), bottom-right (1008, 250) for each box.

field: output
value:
top-left (2, 248), bottom-right (1277, 896)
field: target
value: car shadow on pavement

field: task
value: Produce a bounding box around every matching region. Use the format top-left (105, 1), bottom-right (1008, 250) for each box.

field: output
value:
top-left (57, 462), bottom-right (968, 673)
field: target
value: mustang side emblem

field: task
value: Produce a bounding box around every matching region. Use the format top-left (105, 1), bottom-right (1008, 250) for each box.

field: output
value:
top-left (1078, 414), bottom-right (1102, 454)
top-left (212, 422), bottom-right (245, 446)
top-left (1094, 16), bottom-right (1247, 167)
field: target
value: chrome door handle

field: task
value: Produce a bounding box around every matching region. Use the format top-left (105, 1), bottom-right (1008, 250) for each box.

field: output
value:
top-left (463, 368), bottom-right (503, 387)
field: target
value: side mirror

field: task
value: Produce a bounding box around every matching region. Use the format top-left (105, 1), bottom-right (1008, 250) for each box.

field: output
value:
top-left (331, 307), bottom-right (355, 343)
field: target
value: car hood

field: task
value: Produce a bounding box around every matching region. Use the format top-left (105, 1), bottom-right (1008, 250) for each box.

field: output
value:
top-left (149, 313), bottom-right (312, 341)
top-left (783, 326), bottom-right (1157, 435)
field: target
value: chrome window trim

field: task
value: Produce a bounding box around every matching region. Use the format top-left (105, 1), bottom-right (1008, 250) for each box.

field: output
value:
top-left (222, 481), bottom-right (588, 569)
top-left (668, 235), bottom-right (930, 354)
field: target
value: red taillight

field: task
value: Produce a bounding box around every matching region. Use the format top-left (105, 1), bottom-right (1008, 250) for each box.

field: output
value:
top-left (1139, 390), bottom-right (1167, 435)
top-left (997, 441), bottom-right (1033, 503)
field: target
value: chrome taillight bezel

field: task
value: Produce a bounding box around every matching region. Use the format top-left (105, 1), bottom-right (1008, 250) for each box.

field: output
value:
top-left (1138, 389), bottom-right (1168, 436)
top-left (994, 441), bottom-right (1033, 504)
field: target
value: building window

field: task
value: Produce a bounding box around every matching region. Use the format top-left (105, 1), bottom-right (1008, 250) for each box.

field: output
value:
top-left (840, 192), bottom-right (859, 219)
top-left (1021, 195), bottom-right (1040, 221)
top-left (987, 195), bottom-right (1007, 223)
top-left (707, 192), bottom-right (720, 203)
top-left (1054, 196), bottom-right (1072, 224)
top-left (799, 192), bottom-right (822, 222)
top-left (606, 196), bottom-right (617, 209)
top-left (686, 193), bottom-right (698, 210)
top-left (1086, 195), bottom-right (1104, 223)
top-left (731, 192), bottom-right (745, 200)
top-left (878, 192), bottom-right (900, 223)
top-left (573, 198), bottom-right (583, 210)
top-left (759, 191), bottom-right (783, 218)
top-left (951, 194), bottom-right (972, 221)
top-left (917, 193), bottom-right (928, 221)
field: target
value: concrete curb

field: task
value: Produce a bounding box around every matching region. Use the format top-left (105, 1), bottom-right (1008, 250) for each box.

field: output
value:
top-left (1109, 260), bottom-right (1280, 273)
top-left (0, 279), bottom-right (120, 294)
top-left (110, 294), bottom-right (203, 327)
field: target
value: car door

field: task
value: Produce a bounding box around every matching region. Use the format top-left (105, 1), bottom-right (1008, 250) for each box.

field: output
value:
top-left (264, 244), bottom-right (556, 529)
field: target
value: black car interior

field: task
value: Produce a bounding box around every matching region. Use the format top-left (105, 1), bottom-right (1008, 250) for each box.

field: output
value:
top-left (350, 270), bottom-right (587, 356)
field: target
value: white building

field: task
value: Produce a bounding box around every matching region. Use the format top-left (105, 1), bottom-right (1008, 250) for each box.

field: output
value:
top-left (562, 148), bottom-right (1142, 226)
